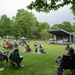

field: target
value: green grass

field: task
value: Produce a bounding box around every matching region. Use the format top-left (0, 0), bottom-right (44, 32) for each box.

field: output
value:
top-left (0, 39), bottom-right (75, 75)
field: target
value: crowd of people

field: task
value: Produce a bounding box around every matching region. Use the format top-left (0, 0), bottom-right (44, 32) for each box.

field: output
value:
top-left (23, 42), bottom-right (46, 54)
top-left (2, 40), bottom-right (18, 50)
top-left (1, 39), bottom-right (75, 75)
top-left (0, 48), bottom-right (23, 67)
top-left (0, 39), bottom-right (46, 67)
top-left (0, 39), bottom-right (23, 67)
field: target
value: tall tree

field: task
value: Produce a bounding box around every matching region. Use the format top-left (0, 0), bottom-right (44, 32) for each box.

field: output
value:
top-left (0, 14), bottom-right (12, 36)
top-left (27, 0), bottom-right (75, 14)
top-left (14, 9), bottom-right (38, 38)
top-left (61, 21), bottom-right (73, 32)
top-left (38, 22), bottom-right (50, 39)
top-left (51, 24), bottom-right (60, 29)
top-left (51, 21), bottom-right (73, 32)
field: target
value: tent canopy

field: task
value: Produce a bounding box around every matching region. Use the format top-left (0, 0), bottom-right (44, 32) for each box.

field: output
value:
top-left (20, 37), bottom-right (27, 40)
top-left (0, 37), bottom-right (2, 40)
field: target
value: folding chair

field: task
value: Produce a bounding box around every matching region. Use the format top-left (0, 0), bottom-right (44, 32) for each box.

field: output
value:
top-left (61, 55), bottom-right (75, 75)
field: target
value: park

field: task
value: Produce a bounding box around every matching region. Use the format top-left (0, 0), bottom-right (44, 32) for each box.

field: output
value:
top-left (0, 0), bottom-right (75, 75)
top-left (0, 38), bottom-right (75, 75)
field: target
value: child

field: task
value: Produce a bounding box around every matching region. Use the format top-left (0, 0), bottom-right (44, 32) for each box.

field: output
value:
top-left (55, 56), bottom-right (62, 65)
top-left (35, 47), bottom-right (38, 53)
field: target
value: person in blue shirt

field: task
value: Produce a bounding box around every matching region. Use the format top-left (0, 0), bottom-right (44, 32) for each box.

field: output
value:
top-left (39, 46), bottom-right (46, 54)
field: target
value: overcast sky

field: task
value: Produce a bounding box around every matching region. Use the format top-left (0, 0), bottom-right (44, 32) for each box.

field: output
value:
top-left (0, 0), bottom-right (75, 26)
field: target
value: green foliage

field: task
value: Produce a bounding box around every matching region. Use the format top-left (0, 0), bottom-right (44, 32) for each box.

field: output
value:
top-left (27, 0), bottom-right (75, 14)
top-left (38, 22), bottom-right (51, 39)
top-left (51, 24), bottom-right (60, 29)
top-left (72, 22), bottom-right (75, 32)
top-left (0, 15), bottom-right (12, 36)
top-left (0, 8), bottom-right (74, 39)
top-left (11, 9), bottom-right (51, 39)
top-left (13, 9), bottom-right (38, 38)
top-left (61, 21), bottom-right (73, 32)
top-left (51, 21), bottom-right (73, 32)
top-left (0, 9), bottom-right (51, 39)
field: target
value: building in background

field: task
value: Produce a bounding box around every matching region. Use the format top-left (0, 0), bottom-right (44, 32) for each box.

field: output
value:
top-left (48, 29), bottom-right (75, 44)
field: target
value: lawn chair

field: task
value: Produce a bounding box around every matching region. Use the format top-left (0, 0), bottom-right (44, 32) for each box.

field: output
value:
top-left (61, 55), bottom-right (75, 75)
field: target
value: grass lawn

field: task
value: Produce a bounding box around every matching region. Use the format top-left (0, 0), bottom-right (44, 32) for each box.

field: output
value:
top-left (0, 39), bottom-right (75, 75)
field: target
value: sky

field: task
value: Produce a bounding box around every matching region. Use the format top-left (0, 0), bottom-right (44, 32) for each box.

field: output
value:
top-left (0, 0), bottom-right (75, 26)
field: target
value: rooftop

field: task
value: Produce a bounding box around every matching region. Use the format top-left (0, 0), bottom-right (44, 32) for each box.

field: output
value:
top-left (47, 29), bottom-right (71, 36)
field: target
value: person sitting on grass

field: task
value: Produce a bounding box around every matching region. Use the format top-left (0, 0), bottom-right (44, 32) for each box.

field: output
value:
top-left (13, 42), bottom-right (18, 49)
top-left (39, 46), bottom-right (46, 54)
top-left (26, 45), bottom-right (31, 52)
top-left (0, 50), bottom-right (9, 63)
top-left (35, 47), bottom-right (38, 53)
top-left (4, 50), bottom-right (9, 63)
top-left (9, 49), bottom-right (23, 67)
top-left (24, 47), bottom-right (27, 52)
top-left (2, 43), bottom-right (8, 49)
top-left (7, 43), bottom-right (13, 49)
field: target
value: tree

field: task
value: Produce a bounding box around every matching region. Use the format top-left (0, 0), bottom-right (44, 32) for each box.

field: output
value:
top-left (13, 9), bottom-right (38, 38)
top-left (0, 14), bottom-right (12, 36)
top-left (51, 24), bottom-right (60, 29)
top-left (61, 21), bottom-right (73, 32)
top-left (51, 21), bottom-right (73, 32)
top-left (0, 20), bottom-right (3, 36)
top-left (27, 0), bottom-right (75, 14)
top-left (38, 22), bottom-right (50, 39)
top-left (72, 22), bottom-right (75, 32)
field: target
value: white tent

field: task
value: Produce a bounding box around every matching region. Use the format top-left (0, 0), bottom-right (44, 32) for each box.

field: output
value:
top-left (19, 37), bottom-right (27, 44)
top-left (0, 37), bottom-right (2, 40)
top-left (20, 37), bottom-right (27, 40)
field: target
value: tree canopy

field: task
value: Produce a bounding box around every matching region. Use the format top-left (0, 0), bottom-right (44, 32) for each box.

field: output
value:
top-left (27, 0), bottom-right (75, 14)
top-left (13, 9), bottom-right (51, 39)
top-left (0, 9), bottom-right (75, 39)
top-left (51, 21), bottom-right (74, 32)
top-left (0, 15), bottom-right (12, 36)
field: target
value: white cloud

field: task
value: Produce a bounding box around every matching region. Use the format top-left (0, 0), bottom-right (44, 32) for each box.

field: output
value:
top-left (31, 5), bottom-right (74, 25)
top-left (0, 0), bottom-right (74, 26)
